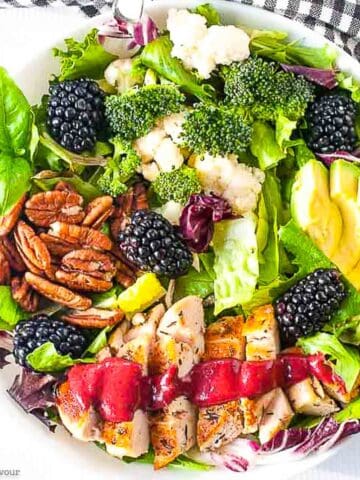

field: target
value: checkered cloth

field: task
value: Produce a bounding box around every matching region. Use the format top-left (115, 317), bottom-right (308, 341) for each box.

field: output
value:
top-left (1, 0), bottom-right (359, 59)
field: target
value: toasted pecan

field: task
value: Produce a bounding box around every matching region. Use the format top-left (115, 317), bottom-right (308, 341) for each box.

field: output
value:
top-left (25, 190), bottom-right (85, 227)
top-left (39, 233), bottom-right (75, 258)
top-left (25, 272), bottom-right (92, 311)
top-left (0, 194), bottom-right (26, 237)
top-left (0, 236), bottom-right (26, 272)
top-left (62, 308), bottom-right (124, 328)
top-left (61, 249), bottom-right (116, 281)
top-left (0, 248), bottom-right (11, 285)
top-left (55, 270), bottom-right (113, 293)
top-left (11, 276), bottom-right (39, 312)
top-left (49, 222), bottom-right (113, 251)
top-left (82, 196), bottom-right (114, 230)
top-left (15, 221), bottom-right (51, 275)
top-left (110, 183), bottom-right (148, 239)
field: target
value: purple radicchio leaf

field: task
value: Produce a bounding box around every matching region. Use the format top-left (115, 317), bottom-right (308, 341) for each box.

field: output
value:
top-left (281, 64), bottom-right (338, 89)
top-left (7, 368), bottom-right (58, 432)
top-left (0, 331), bottom-right (13, 369)
top-left (317, 148), bottom-right (360, 167)
top-left (209, 439), bottom-right (260, 472)
top-left (98, 14), bottom-right (158, 55)
top-left (179, 194), bottom-right (233, 253)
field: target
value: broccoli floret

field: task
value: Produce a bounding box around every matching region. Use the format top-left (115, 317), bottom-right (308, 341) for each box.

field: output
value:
top-left (98, 139), bottom-right (141, 197)
top-left (222, 57), bottom-right (315, 122)
top-left (180, 104), bottom-right (252, 157)
top-left (105, 84), bottom-right (186, 141)
top-left (153, 165), bottom-right (201, 205)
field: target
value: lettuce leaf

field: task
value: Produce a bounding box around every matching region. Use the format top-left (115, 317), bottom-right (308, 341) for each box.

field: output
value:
top-left (174, 252), bottom-right (215, 301)
top-left (249, 30), bottom-right (337, 69)
top-left (123, 447), bottom-right (211, 471)
top-left (213, 217), bottom-right (259, 315)
top-left (0, 154), bottom-right (32, 216)
top-left (53, 29), bottom-right (117, 81)
top-left (0, 286), bottom-right (28, 330)
top-left (250, 121), bottom-right (286, 170)
top-left (298, 332), bottom-right (360, 391)
top-left (26, 342), bottom-right (95, 373)
top-left (336, 72), bottom-right (360, 103)
top-left (140, 36), bottom-right (215, 101)
top-left (191, 3), bottom-right (221, 25)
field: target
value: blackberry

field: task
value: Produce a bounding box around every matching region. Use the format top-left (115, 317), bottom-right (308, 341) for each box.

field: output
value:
top-left (118, 210), bottom-right (193, 278)
top-left (13, 314), bottom-right (88, 369)
top-left (47, 78), bottom-right (105, 153)
top-left (275, 268), bottom-right (346, 346)
top-left (306, 95), bottom-right (358, 153)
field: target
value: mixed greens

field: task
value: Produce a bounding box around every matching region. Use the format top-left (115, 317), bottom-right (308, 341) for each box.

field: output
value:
top-left (1, 1), bottom-right (360, 473)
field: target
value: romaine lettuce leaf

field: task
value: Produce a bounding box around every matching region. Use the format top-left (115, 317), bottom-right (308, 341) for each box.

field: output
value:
top-left (250, 121), bottom-right (286, 169)
top-left (0, 286), bottom-right (28, 330)
top-left (191, 3), bottom-right (221, 25)
top-left (123, 446), bottom-right (211, 470)
top-left (298, 332), bottom-right (360, 391)
top-left (53, 29), bottom-right (117, 81)
top-left (174, 252), bottom-right (215, 301)
top-left (249, 30), bottom-right (337, 69)
top-left (213, 217), bottom-right (259, 314)
top-left (140, 36), bottom-right (215, 101)
top-left (336, 72), bottom-right (360, 103)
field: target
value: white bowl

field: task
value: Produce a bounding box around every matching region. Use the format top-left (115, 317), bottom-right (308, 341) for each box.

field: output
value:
top-left (2, 1), bottom-right (360, 479)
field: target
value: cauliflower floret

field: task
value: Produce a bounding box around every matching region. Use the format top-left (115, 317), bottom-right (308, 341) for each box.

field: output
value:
top-left (167, 9), bottom-right (207, 49)
top-left (154, 138), bottom-right (184, 172)
top-left (133, 127), bottom-right (167, 163)
top-left (141, 162), bottom-right (160, 182)
top-left (194, 153), bottom-right (265, 215)
top-left (104, 58), bottom-right (143, 93)
top-left (155, 200), bottom-right (183, 225)
top-left (167, 9), bottom-right (250, 79)
top-left (161, 112), bottom-right (186, 144)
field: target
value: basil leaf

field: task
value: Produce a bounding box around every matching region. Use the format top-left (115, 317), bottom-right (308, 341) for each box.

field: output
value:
top-left (26, 342), bottom-right (95, 373)
top-left (0, 154), bottom-right (31, 216)
top-left (0, 286), bottom-right (28, 330)
top-left (0, 67), bottom-right (32, 156)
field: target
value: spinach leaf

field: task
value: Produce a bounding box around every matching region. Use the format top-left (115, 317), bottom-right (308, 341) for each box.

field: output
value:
top-left (0, 154), bottom-right (32, 216)
top-left (140, 36), bottom-right (215, 102)
top-left (0, 67), bottom-right (32, 157)
top-left (53, 29), bottom-right (117, 81)
top-left (0, 286), bottom-right (28, 330)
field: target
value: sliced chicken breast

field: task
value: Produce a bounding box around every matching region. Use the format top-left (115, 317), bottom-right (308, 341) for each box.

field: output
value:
top-left (241, 390), bottom-right (276, 435)
top-left (243, 304), bottom-right (280, 361)
top-left (287, 376), bottom-right (339, 416)
top-left (150, 296), bottom-right (205, 469)
top-left (198, 316), bottom-right (245, 451)
top-left (258, 387), bottom-right (294, 444)
top-left (150, 396), bottom-right (197, 470)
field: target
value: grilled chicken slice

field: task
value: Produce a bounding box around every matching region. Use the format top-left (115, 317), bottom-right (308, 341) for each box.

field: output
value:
top-left (241, 305), bottom-right (286, 436)
top-left (203, 315), bottom-right (246, 361)
top-left (150, 296), bottom-right (205, 469)
top-left (198, 316), bottom-right (245, 451)
top-left (287, 377), bottom-right (339, 416)
top-left (102, 305), bottom-right (164, 459)
top-left (243, 304), bottom-right (280, 361)
top-left (258, 387), bottom-right (294, 444)
top-left (151, 396), bottom-right (197, 470)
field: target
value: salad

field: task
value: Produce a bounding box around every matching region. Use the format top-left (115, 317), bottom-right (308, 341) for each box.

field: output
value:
top-left (1, 2), bottom-right (360, 473)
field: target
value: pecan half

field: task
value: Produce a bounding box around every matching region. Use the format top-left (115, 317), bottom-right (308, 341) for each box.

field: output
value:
top-left (39, 233), bottom-right (75, 257)
top-left (14, 221), bottom-right (51, 275)
top-left (0, 236), bottom-right (25, 272)
top-left (82, 196), bottom-right (114, 230)
top-left (62, 308), bottom-right (124, 328)
top-left (0, 249), bottom-right (11, 285)
top-left (11, 276), bottom-right (39, 312)
top-left (111, 245), bottom-right (137, 288)
top-left (25, 191), bottom-right (85, 227)
top-left (0, 195), bottom-right (26, 237)
top-left (111, 183), bottom-right (148, 239)
top-left (61, 249), bottom-right (116, 281)
top-left (55, 271), bottom-right (113, 292)
top-left (48, 222), bottom-right (113, 251)
top-left (25, 272), bottom-right (92, 311)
